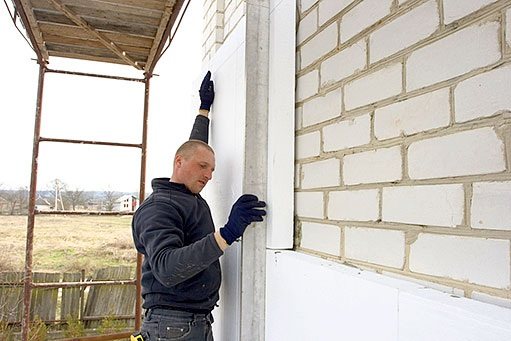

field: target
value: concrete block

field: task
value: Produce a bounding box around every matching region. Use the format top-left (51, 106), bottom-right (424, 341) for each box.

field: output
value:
top-left (320, 40), bottom-right (366, 87)
top-left (343, 146), bottom-right (402, 185)
top-left (382, 184), bottom-right (464, 227)
top-left (328, 188), bottom-right (379, 221)
top-left (443, 0), bottom-right (498, 24)
top-left (406, 21), bottom-right (501, 91)
top-left (300, 22), bottom-right (338, 69)
top-left (345, 227), bottom-right (405, 268)
top-left (296, 131), bottom-right (321, 159)
top-left (408, 127), bottom-right (506, 179)
top-left (298, 7), bottom-right (318, 45)
top-left (302, 88), bottom-right (342, 127)
top-left (471, 181), bottom-right (511, 230)
top-left (340, 0), bottom-right (393, 42)
top-left (302, 158), bottom-right (340, 189)
top-left (301, 222), bottom-right (341, 256)
top-left (370, 0), bottom-right (439, 63)
top-left (318, 0), bottom-right (352, 26)
top-left (454, 64), bottom-right (511, 122)
top-left (300, 0), bottom-right (318, 13)
top-left (471, 291), bottom-right (511, 309)
top-left (297, 69), bottom-right (319, 102)
top-left (295, 191), bottom-right (324, 219)
top-left (409, 234), bottom-right (510, 288)
top-left (345, 63), bottom-right (402, 110)
top-left (374, 89), bottom-right (450, 140)
top-left (323, 114), bottom-right (371, 152)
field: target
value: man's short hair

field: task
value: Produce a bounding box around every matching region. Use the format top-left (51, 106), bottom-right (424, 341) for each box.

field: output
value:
top-left (175, 140), bottom-right (214, 160)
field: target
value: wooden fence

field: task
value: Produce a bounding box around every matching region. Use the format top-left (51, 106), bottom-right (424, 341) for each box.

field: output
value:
top-left (0, 266), bottom-right (136, 330)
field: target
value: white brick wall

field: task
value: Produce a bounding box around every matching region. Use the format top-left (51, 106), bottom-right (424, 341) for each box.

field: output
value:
top-left (298, 7), bottom-right (318, 45)
top-left (343, 146), bottom-right (402, 185)
top-left (443, 0), bottom-right (498, 25)
top-left (323, 114), bottom-right (371, 152)
top-left (345, 227), bottom-right (405, 268)
top-left (318, 0), bottom-right (351, 26)
top-left (302, 88), bottom-right (342, 127)
top-left (374, 89), bottom-right (450, 140)
top-left (370, 0), bottom-right (439, 63)
top-left (382, 184), bottom-right (465, 227)
top-left (507, 8), bottom-right (511, 48)
top-left (301, 222), bottom-right (341, 256)
top-left (406, 21), bottom-right (501, 91)
top-left (328, 189), bottom-right (379, 221)
top-left (320, 40), bottom-right (366, 88)
top-left (344, 62), bottom-right (402, 110)
top-left (297, 69), bottom-right (319, 102)
top-left (408, 127), bottom-right (506, 179)
top-left (296, 191), bottom-right (324, 219)
top-left (454, 64), bottom-right (511, 122)
top-left (471, 181), bottom-right (511, 230)
top-left (300, 22), bottom-right (338, 69)
top-left (409, 234), bottom-right (511, 289)
top-left (340, 0), bottom-right (392, 42)
top-left (302, 158), bottom-right (340, 189)
top-left (296, 131), bottom-right (321, 159)
top-left (300, 0), bottom-right (318, 13)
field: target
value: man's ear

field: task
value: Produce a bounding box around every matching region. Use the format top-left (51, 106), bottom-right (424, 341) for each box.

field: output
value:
top-left (174, 154), bottom-right (182, 168)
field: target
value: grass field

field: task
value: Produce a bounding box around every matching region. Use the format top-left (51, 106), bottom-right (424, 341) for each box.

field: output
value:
top-left (0, 215), bottom-right (137, 276)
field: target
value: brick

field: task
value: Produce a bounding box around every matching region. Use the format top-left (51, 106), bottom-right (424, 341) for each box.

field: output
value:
top-left (300, 222), bottom-right (341, 256)
top-left (374, 89), bottom-right (450, 140)
top-left (328, 189), bottom-right (379, 221)
top-left (454, 64), bottom-right (511, 122)
top-left (302, 158), bottom-right (340, 189)
top-left (382, 184), bottom-right (464, 227)
top-left (318, 0), bottom-right (352, 26)
top-left (296, 107), bottom-right (303, 131)
top-left (296, 131), bottom-right (321, 159)
top-left (302, 88), bottom-right (342, 127)
top-left (408, 127), bottom-right (506, 179)
top-left (297, 69), bottom-right (319, 102)
top-left (409, 234), bottom-right (510, 289)
top-left (300, 22), bottom-right (338, 69)
top-left (343, 146), bottom-right (402, 185)
top-left (443, 0), bottom-right (498, 25)
top-left (295, 191), bottom-right (324, 219)
top-left (320, 40), bottom-right (366, 87)
top-left (471, 181), bottom-right (511, 230)
top-left (344, 62), bottom-right (402, 110)
top-left (345, 227), bottom-right (405, 268)
top-left (323, 114), bottom-right (371, 152)
top-left (301, 0), bottom-right (318, 13)
top-left (340, 0), bottom-right (392, 42)
top-left (298, 7), bottom-right (318, 45)
top-left (370, 0), bottom-right (439, 63)
top-left (471, 292), bottom-right (511, 309)
top-left (295, 164), bottom-right (300, 188)
top-left (406, 21), bottom-right (501, 91)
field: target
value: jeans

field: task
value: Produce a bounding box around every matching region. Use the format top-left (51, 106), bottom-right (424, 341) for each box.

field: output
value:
top-left (142, 308), bottom-right (214, 341)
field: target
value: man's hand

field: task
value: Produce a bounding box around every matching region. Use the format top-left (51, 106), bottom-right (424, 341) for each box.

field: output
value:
top-left (219, 194), bottom-right (266, 245)
top-left (199, 71), bottom-right (215, 111)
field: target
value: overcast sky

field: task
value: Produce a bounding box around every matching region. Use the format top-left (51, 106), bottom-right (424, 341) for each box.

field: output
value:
top-left (0, 1), bottom-right (202, 193)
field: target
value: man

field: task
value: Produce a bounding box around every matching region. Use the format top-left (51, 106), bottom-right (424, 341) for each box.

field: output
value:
top-left (132, 71), bottom-right (266, 340)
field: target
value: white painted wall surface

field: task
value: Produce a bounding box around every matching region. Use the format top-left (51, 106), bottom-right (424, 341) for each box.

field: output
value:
top-left (266, 251), bottom-right (511, 341)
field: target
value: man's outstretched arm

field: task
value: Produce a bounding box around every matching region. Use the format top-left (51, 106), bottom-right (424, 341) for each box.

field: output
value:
top-left (189, 71), bottom-right (214, 143)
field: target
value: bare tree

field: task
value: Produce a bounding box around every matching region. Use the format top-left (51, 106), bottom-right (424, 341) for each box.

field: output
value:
top-left (1, 187), bottom-right (28, 215)
top-left (64, 188), bottom-right (88, 211)
top-left (103, 190), bottom-right (118, 211)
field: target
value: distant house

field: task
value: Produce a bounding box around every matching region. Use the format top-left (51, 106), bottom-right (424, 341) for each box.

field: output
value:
top-left (35, 197), bottom-right (52, 211)
top-left (115, 195), bottom-right (138, 212)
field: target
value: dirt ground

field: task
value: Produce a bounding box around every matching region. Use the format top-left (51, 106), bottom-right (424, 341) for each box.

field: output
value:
top-left (0, 215), bottom-right (136, 276)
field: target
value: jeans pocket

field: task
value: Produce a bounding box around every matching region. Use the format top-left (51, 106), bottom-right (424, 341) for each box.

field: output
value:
top-left (158, 319), bottom-right (192, 340)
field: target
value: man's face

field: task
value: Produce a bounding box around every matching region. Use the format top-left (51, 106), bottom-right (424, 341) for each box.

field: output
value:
top-left (174, 146), bottom-right (215, 194)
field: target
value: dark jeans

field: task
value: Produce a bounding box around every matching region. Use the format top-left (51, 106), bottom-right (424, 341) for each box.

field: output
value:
top-left (142, 308), bottom-right (214, 341)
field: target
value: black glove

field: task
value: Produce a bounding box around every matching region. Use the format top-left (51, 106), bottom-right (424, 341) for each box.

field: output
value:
top-left (199, 71), bottom-right (215, 111)
top-left (219, 194), bottom-right (266, 245)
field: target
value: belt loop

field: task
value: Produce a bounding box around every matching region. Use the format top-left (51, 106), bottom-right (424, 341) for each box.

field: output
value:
top-left (144, 308), bottom-right (152, 319)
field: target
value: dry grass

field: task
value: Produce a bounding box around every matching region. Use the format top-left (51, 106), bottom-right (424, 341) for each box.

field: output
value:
top-left (0, 215), bottom-right (136, 276)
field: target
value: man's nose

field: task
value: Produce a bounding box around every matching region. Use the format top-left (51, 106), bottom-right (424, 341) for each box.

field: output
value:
top-left (205, 169), bottom-right (213, 180)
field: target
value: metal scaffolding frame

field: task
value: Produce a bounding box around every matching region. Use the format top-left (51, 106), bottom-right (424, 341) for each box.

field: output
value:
top-left (21, 64), bottom-right (151, 341)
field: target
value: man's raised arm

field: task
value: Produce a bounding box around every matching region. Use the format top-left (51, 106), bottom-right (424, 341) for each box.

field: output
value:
top-left (189, 71), bottom-right (215, 143)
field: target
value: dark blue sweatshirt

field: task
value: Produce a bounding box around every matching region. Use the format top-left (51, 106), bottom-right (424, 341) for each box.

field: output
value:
top-left (131, 115), bottom-right (223, 312)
